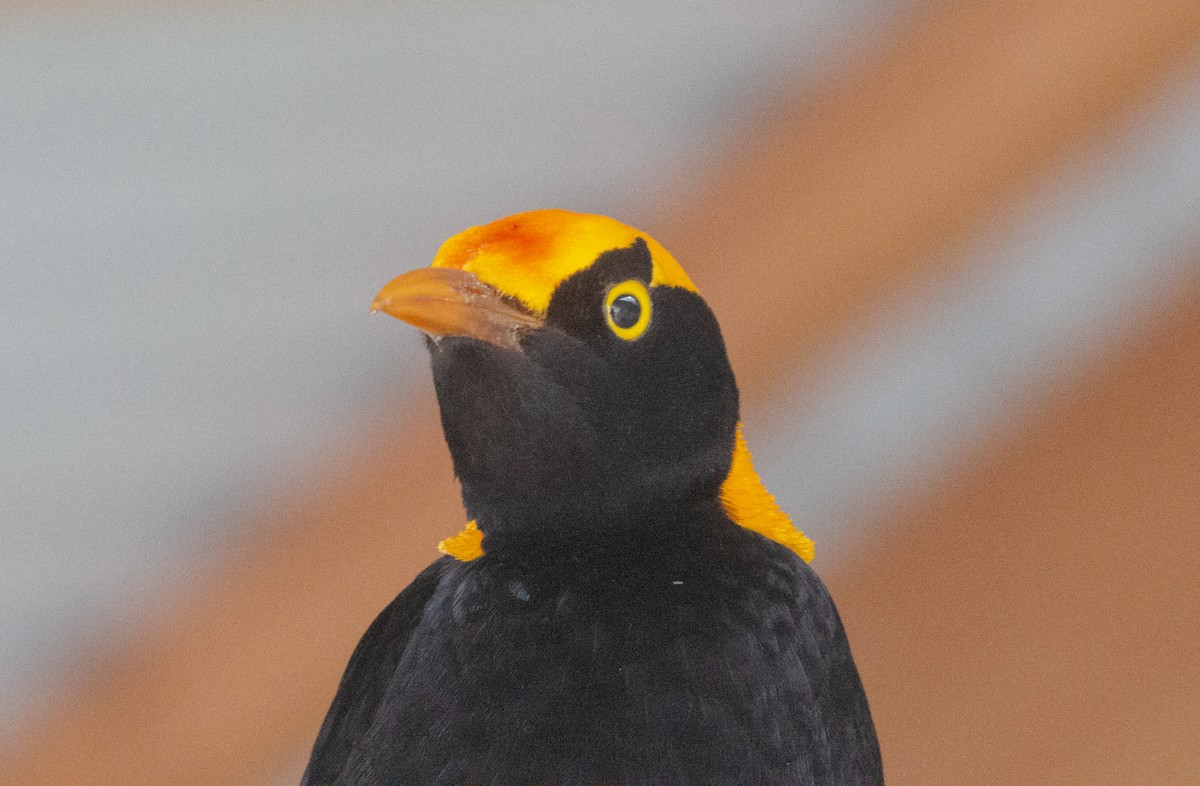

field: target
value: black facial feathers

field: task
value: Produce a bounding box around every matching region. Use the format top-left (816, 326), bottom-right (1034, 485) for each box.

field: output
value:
top-left (428, 240), bottom-right (738, 552)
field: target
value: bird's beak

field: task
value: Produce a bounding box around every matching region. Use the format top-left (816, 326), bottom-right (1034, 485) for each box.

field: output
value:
top-left (371, 267), bottom-right (543, 350)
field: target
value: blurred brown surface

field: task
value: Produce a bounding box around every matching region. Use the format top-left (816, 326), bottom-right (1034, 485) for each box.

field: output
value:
top-left (0, 411), bottom-right (462, 784)
top-left (663, 0), bottom-right (1200, 395)
top-left (5, 0), bottom-right (1200, 783)
top-left (835, 275), bottom-right (1200, 783)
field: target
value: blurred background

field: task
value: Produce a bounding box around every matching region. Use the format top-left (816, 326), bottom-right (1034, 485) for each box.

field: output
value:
top-left (3, 2), bottom-right (1200, 782)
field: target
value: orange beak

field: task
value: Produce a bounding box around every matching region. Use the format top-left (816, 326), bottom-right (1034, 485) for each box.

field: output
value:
top-left (371, 268), bottom-right (543, 351)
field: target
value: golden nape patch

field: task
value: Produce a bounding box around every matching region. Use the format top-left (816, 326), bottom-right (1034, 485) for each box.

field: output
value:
top-left (438, 426), bottom-right (814, 564)
top-left (720, 424), bottom-right (815, 563)
top-left (431, 209), bottom-right (697, 314)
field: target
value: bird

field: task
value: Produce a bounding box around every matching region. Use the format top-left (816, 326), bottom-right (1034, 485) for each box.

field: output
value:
top-left (303, 209), bottom-right (882, 785)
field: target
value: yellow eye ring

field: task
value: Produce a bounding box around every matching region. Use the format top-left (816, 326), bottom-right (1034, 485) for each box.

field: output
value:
top-left (604, 279), bottom-right (652, 341)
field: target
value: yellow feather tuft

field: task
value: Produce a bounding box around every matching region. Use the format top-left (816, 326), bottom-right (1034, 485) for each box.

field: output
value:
top-left (438, 520), bottom-right (485, 561)
top-left (720, 424), bottom-right (815, 563)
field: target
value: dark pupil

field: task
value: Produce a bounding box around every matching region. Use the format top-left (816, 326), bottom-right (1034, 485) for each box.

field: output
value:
top-left (609, 294), bottom-right (641, 329)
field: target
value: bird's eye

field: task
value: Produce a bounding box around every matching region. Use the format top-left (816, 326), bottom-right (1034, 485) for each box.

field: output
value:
top-left (609, 295), bottom-right (640, 328)
top-left (604, 280), bottom-right (652, 341)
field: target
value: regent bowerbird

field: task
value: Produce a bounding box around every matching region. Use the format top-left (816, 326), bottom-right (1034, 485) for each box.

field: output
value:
top-left (304, 209), bottom-right (882, 785)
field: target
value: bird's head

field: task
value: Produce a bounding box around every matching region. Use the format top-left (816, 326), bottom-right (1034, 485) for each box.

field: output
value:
top-left (373, 209), bottom-right (812, 563)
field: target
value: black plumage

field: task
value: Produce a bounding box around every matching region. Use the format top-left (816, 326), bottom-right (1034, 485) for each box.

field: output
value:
top-left (305, 214), bottom-right (882, 784)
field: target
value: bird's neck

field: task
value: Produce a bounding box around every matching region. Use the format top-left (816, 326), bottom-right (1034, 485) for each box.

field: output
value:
top-left (473, 490), bottom-right (730, 579)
